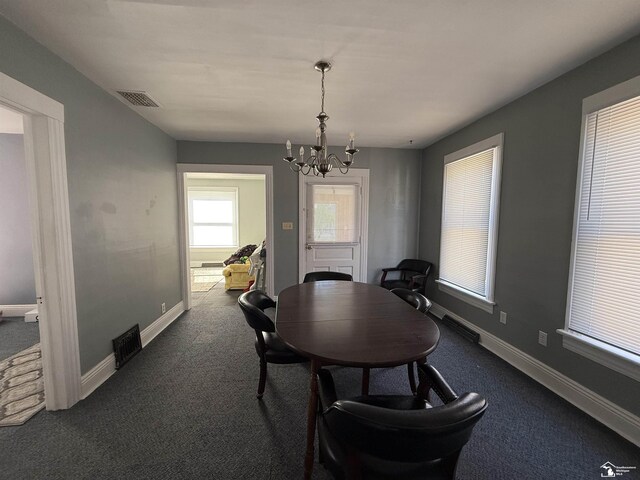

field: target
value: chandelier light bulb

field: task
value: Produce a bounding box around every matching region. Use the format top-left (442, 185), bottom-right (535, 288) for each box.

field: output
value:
top-left (286, 140), bottom-right (292, 157)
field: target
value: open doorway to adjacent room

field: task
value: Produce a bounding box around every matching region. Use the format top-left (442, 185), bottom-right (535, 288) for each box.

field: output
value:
top-left (0, 106), bottom-right (40, 363)
top-left (177, 165), bottom-right (274, 310)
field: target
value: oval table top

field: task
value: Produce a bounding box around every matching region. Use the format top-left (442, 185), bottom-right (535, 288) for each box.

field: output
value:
top-left (276, 281), bottom-right (440, 367)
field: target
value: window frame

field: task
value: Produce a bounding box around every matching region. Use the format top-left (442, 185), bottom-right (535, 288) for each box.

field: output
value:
top-left (558, 74), bottom-right (640, 382)
top-left (187, 186), bottom-right (239, 248)
top-left (436, 133), bottom-right (504, 314)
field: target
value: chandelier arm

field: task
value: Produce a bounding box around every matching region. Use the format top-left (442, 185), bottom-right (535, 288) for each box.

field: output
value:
top-left (301, 163), bottom-right (313, 175)
top-left (288, 161), bottom-right (302, 173)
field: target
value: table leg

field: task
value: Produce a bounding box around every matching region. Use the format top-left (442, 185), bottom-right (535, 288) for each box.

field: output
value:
top-left (361, 367), bottom-right (370, 395)
top-left (304, 359), bottom-right (320, 480)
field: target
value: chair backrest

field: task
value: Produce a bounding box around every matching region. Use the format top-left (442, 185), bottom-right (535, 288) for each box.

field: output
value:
top-left (390, 288), bottom-right (432, 313)
top-left (238, 290), bottom-right (276, 332)
top-left (396, 259), bottom-right (432, 276)
top-left (303, 271), bottom-right (353, 283)
top-left (324, 392), bottom-right (487, 464)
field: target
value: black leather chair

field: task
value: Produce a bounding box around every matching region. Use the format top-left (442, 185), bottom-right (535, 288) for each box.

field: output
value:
top-left (303, 271), bottom-right (353, 283)
top-left (238, 290), bottom-right (307, 399)
top-left (390, 287), bottom-right (432, 313)
top-left (390, 288), bottom-right (433, 395)
top-left (380, 259), bottom-right (432, 294)
top-left (317, 364), bottom-right (488, 480)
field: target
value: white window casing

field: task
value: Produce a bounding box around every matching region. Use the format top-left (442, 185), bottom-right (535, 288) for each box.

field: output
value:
top-left (437, 133), bottom-right (503, 314)
top-left (187, 187), bottom-right (239, 248)
top-left (559, 74), bottom-right (640, 381)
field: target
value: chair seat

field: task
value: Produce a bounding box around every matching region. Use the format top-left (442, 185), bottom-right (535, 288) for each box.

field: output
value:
top-left (381, 279), bottom-right (417, 291)
top-left (255, 332), bottom-right (307, 364)
top-left (349, 395), bottom-right (431, 411)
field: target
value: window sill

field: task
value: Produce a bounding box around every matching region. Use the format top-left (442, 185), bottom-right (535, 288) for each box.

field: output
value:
top-left (557, 329), bottom-right (640, 382)
top-left (436, 280), bottom-right (495, 314)
top-left (190, 246), bottom-right (238, 250)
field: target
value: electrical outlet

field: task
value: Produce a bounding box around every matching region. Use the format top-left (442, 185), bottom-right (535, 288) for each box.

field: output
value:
top-left (282, 222), bottom-right (294, 230)
top-left (500, 311), bottom-right (507, 324)
top-left (538, 330), bottom-right (548, 346)
top-left (161, 302), bottom-right (166, 314)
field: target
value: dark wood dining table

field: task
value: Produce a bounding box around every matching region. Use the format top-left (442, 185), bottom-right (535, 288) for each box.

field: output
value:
top-left (276, 281), bottom-right (441, 479)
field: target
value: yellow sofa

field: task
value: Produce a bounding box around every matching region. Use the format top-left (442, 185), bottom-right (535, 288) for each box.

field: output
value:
top-left (222, 263), bottom-right (255, 290)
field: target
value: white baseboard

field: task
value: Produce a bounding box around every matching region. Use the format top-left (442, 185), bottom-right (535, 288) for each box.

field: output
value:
top-left (80, 301), bottom-right (185, 399)
top-left (0, 304), bottom-right (38, 317)
top-left (430, 302), bottom-right (640, 447)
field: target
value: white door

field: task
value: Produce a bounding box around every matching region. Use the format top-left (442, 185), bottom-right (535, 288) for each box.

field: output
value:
top-left (299, 169), bottom-right (369, 282)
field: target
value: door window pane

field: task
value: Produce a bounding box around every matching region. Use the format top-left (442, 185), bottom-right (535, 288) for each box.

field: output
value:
top-left (308, 184), bottom-right (358, 243)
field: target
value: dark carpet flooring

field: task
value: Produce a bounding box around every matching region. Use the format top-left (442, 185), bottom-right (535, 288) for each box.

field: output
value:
top-left (0, 316), bottom-right (40, 361)
top-left (0, 287), bottom-right (638, 479)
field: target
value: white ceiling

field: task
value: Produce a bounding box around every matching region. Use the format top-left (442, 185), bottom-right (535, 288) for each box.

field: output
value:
top-left (0, 105), bottom-right (23, 134)
top-left (1, 1), bottom-right (640, 149)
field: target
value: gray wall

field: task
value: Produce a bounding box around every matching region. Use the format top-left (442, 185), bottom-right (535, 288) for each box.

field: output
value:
top-left (0, 133), bottom-right (36, 305)
top-left (178, 142), bottom-right (422, 292)
top-left (0, 17), bottom-right (181, 373)
top-left (419, 35), bottom-right (640, 415)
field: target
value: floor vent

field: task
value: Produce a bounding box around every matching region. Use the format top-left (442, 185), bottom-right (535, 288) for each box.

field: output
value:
top-left (440, 315), bottom-right (480, 343)
top-left (113, 324), bottom-right (142, 369)
top-left (116, 90), bottom-right (160, 107)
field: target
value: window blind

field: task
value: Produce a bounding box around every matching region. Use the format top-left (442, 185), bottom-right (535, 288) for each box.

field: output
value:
top-left (568, 94), bottom-right (640, 356)
top-left (440, 148), bottom-right (496, 297)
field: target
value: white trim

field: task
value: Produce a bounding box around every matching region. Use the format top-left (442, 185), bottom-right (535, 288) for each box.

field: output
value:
top-left (443, 132), bottom-right (503, 165)
top-left (187, 186), bottom-right (239, 248)
top-left (430, 302), bottom-right (640, 447)
top-left (1, 72), bottom-right (81, 411)
top-left (0, 304), bottom-right (38, 317)
top-left (140, 301), bottom-right (185, 347)
top-left (435, 280), bottom-right (495, 314)
top-left (177, 164), bottom-right (274, 304)
top-left (0, 72), bottom-right (64, 121)
top-left (557, 329), bottom-right (640, 382)
top-left (80, 351), bottom-right (116, 400)
top-left (81, 301), bottom-right (185, 399)
top-left (439, 133), bottom-right (503, 307)
top-left (563, 76), bottom-right (640, 371)
top-left (583, 74), bottom-right (640, 115)
top-left (298, 169), bottom-right (370, 282)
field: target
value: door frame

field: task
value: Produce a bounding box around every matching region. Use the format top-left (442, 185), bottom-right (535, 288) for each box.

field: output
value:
top-left (298, 168), bottom-right (369, 282)
top-left (177, 163), bottom-right (274, 309)
top-left (0, 72), bottom-right (81, 410)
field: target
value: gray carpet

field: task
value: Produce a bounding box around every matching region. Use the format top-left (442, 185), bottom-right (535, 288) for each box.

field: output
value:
top-left (0, 316), bottom-right (40, 361)
top-left (0, 287), bottom-right (637, 479)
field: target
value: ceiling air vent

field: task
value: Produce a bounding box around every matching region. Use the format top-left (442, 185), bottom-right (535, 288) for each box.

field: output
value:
top-left (116, 90), bottom-right (160, 107)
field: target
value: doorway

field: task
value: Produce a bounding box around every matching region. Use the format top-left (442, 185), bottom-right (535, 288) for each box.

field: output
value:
top-left (298, 169), bottom-right (369, 282)
top-left (177, 164), bottom-right (274, 309)
top-left (0, 72), bottom-right (81, 410)
top-left (0, 106), bottom-right (41, 385)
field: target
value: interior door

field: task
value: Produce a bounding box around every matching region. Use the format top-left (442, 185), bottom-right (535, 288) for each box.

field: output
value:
top-left (299, 170), bottom-right (369, 282)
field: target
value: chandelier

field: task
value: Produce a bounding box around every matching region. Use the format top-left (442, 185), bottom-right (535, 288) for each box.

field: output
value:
top-left (283, 61), bottom-right (358, 177)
